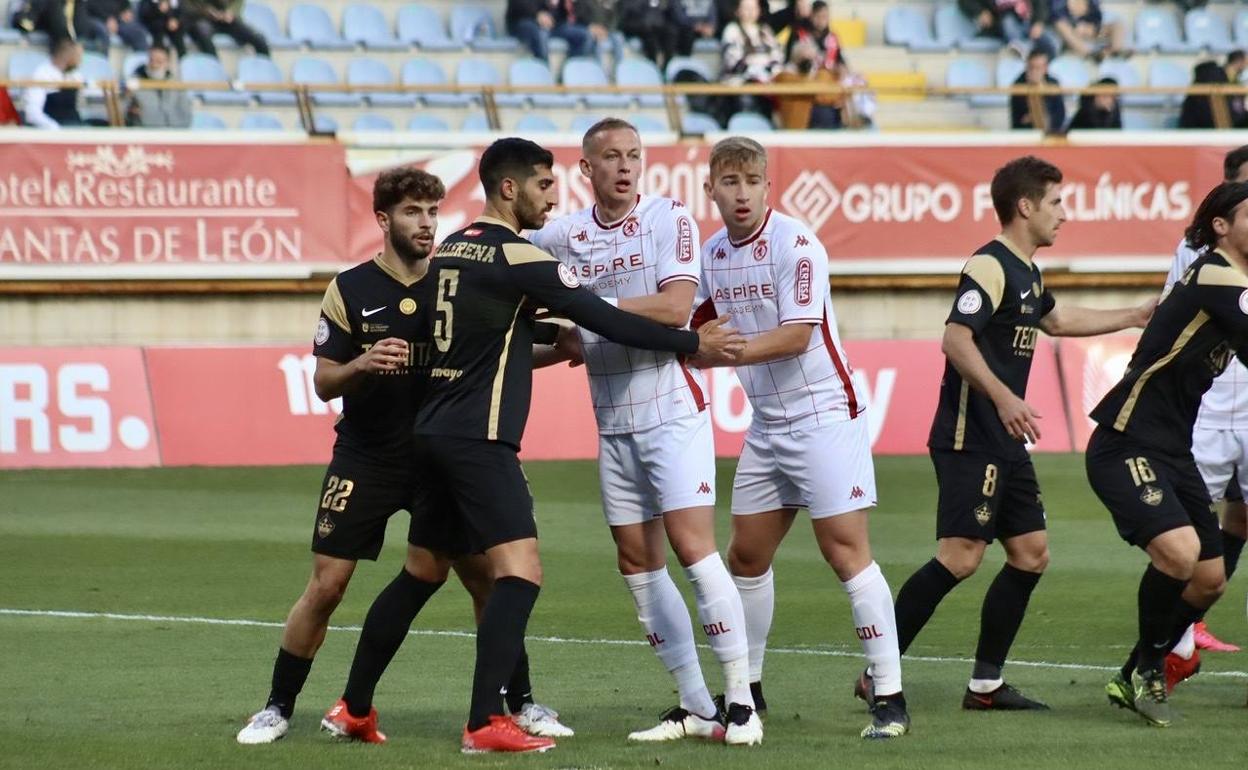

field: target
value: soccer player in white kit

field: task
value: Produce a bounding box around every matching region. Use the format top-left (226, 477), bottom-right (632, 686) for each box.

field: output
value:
top-left (690, 137), bottom-right (909, 740)
top-left (1160, 145), bottom-right (1248, 689)
top-left (530, 118), bottom-right (764, 746)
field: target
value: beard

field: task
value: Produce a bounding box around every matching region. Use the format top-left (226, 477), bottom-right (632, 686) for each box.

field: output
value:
top-left (514, 194), bottom-right (548, 231)
top-left (389, 227), bottom-right (429, 264)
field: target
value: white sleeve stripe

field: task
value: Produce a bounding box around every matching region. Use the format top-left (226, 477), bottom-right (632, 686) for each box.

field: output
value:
top-left (779, 317), bottom-right (821, 325)
top-left (658, 274), bottom-right (699, 287)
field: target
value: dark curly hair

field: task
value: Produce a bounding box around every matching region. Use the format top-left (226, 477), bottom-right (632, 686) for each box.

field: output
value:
top-left (1184, 182), bottom-right (1248, 253)
top-left (372, 166), bottom-right (445, 214)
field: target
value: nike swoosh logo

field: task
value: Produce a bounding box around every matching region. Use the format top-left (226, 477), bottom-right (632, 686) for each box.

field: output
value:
top-left (362, 307), bottom-right (386, 317)
top-left (1020, 290), bottom-right (1031, 299)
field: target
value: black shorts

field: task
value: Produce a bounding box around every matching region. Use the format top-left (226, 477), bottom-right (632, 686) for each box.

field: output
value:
top-left (310, 451), bottom-right (417, 561)
top-left (931, 449), bottom-right (1046, 544)
top-left (1086, 426), bottom-right (1223, 560)
top-left (1227, 471), bottom-right (1243, 503)
top-left (410, 434), bottom-right (537, 551)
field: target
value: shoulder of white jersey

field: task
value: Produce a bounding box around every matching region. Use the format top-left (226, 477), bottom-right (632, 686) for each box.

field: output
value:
top-left (765, 211), bottom-right (823, 257)
top-left (529, 213), bottom-right (575, 250)
top-left (701, 226), bottom-right (731, 257)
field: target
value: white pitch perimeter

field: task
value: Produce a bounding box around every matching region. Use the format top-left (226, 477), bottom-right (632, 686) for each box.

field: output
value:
top-left (2, 607), bottom-right (1247, 679)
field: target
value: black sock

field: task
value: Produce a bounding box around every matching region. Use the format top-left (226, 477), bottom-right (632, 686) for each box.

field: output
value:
top-left (972, 564), bottom-right (1043, 681)
top-left (468, 576), bottom-right (540, 731)
top-left (1223, 531), bottom-right (1245, 581)
top-left (894, 558), bottom-right (962, 655)
top-left (1136, 564), bottom-right (1188, 675)
top-left (341, 569), bottom-right (444, 717)
top-left (503, 646), bottom-right (534, 714)
top-left (1121, 645), bottom-right (1138, 680)
top-left (266, 647), bottom-right (313, 719)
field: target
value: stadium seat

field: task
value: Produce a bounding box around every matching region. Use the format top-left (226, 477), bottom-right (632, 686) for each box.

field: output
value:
top-left (570, 114), bottom-right (607, 133)
top-left (1237, 9), bottom-right (1248, 46)
top-left (240, 112), bottom-right (285, 129)
top-left (461, 112), bottom-right (491, 130)
top-left (933, 4), bottom-right (1000, 51)
top-left (727, 111), bottom-right (773, 131)
top-left (616, 57), bottom-right (665, 107)
top-left (242, 2), bottom-right (297, 49)
top-left (123, 52), bottom-right (147, 77)
top-left (1185, 8), bottom-right (1234, 54)
top-left (1049, 55), bottom-right (1091, 89)
top-left (397, 4), bottom-right (462, 51)
top-left (563, 57), bottom-right (630, 108)
top-left (407, 114), bottom-right (450, 131)
top-left (343, 4), bottom-right (405, 50)
top-left (1099, 58), bottom-right (1162, 107)
top-left (303, 114), bottom-right (340, 133)
top-left (238, 55), bottom-right (296, 105)
top-left (292, 56), bottom-right (361, 106)
top-left (191, 112), bottom-right (227, 130)
top-left (692, 37), bottom-right (719, 54)
top-left (665, 56), bottom-right (714, 83)
top-left (945, 56), bottom-right (992, 106)
top-left (883, 6), bottom-right (947, 52)
top-left (508, 58), bottom-right (576, 108)
top-left (348, 57), bottom-right (416, 106)
top-left (451, 6), bottom-right (519, 51)
top-left (288, 4), bottom-right (353, 50)
top-left (631, 114), bottom-right (669, 132)
top-left (515, 113), bottom-right (558, 132)
top-left (456, 57), bottom-right (503, 106)
top-left (181, 53), bottom-right (250, 105)
top-left (77, 51), bottom-right (114, 101)
top-left (681, 111), bottom-right (720, 133)
top-left (1134, 8), bottom-right (1193, 54)
top-left (353, 113), bottom-right (395, 131)
top-left (1120, 109), bottom-right (1163, 130)
top-left (0, 26), bottom-right (21, 43)
top-left (980, 57), bottom-right (1022, 108)
top-left (402, 57), bottom-right (471, 106)
top-left (1148, 58), bottom-right (1191, 107)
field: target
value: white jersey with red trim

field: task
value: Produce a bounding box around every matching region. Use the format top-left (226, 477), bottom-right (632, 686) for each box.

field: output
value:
top-left (531, 194), bottom-right (706, 435)
top-left (697, 208), bottom-right (861, 434)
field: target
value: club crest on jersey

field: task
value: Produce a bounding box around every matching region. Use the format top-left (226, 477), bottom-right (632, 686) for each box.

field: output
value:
top-left (623, 217), bottom-right (640, 237)
top-left (557, 262), bottom-right (580, 288)
top-left (316, 512), bottom-right (335, 538)
top-left (400, 298), bottom-right (418, 315)
top-left (753, 240), bottom-right (768, 261)
top-left (315, 317), bottom-right (330, 345)
top-left (974, 503), bottom-right (992, 526)
top-left (677, 217), bottom-right (694, 264)
top-left (795, 258), bottom-right (813, 306)
top-left (957, 290), bottom-right (982, 315)
top-left (1140, 486), bottom-right (1164, 506)
top-left (464, 228), bottom-right (483, 237)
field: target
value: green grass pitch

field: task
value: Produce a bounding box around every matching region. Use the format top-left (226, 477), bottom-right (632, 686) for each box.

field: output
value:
top-left (2, 454), bottom-right (1246, 769)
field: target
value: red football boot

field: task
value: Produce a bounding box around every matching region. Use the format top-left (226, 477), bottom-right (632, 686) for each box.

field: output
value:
top-left (321, 699), bottom-right (387, 744)
top-left (462, 715), bottom-right (556, 754)
top-left (1164, 650), bottom-right (1201, 694)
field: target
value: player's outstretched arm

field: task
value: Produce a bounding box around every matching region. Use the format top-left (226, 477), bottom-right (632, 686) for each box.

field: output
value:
top-left (692, 322), bottom-right (812, 368)
top-left (313, 337), bottom-right (409, 400)
top-left (531, 323), bottom-right (584, 369)
top-left (1038, 299), bottom-right (1155, 337)
top-left (943, 323), bottom-right (1042, 443)
top-left (617, 280), bottom-right (698, 328)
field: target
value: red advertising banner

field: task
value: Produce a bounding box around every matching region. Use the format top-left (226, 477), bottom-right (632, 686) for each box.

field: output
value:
top-left (0, 141), bottom-right (351, 267)
top-left (0, 347), bottom-right (159, 468)
top-left (1056, 334), bottom-right (1142, 451)
top-left (347, 143), bottom-right (1231, 263)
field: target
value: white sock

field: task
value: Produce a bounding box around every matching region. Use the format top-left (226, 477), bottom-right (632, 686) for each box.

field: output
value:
top-left (1172, 623), bottom-right (1196, 660)
top-left (622, 568), bottom-right (715, 716)
top-left (685, 553), bottom-right (752, 707)
top-left (968, 677), bottom-right (1004, 694)
top-left (842, 561), bottom-right (903, 697)
top-left (731, 568), bottom-right (775, 683)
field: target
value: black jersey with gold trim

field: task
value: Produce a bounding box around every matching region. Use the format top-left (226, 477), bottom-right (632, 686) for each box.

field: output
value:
top-left (313, 255), bottom-right (435, 462)
top-left (414, 216), bottom-right (700, 449)
top-left (1091, 250), bottom-right (1248, 457)
top-left (928, 236), bottom-right (1057, 458)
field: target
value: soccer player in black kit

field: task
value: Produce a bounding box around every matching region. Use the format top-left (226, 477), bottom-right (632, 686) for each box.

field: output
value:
top-left (870, 157), bottom-right (1153, 713)
top-left (1090, 182), bottom-right (1248, 727)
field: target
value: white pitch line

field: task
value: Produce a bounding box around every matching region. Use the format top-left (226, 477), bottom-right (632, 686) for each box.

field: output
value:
top-left (3, 607), bottom-right (1247, 679)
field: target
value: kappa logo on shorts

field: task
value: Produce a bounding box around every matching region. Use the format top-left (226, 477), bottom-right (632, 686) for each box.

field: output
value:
top-left (974, 503), bottom-right (992, 526)
top-left (1141, 486), bottom-right (1164, 506)
top-left (850, 486), bottom-right (865, 499)
top-left (697, 481), bottom-right (712, 495)
top-left (316, 512), bottom-right (335, 539)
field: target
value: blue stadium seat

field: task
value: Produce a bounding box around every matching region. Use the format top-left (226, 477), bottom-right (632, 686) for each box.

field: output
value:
top-left (238, 55), bottom-right (297, 105)
top-left (242, 2), bottom-right (297, 49)
top-left (945, 56), bottom-right (991, 106)
top-left (981, 57), bottom-right (1022, 108)
top-left (292, 56), bottom-right (361, 106)
top-left (240, 112), bottom-right (286, 129)
top-left (123, 52), bottom-right (147, 77)
top-left (181, 53), bottom-right (250, 105)
top-left (1099, 58), bottom-right (1162, 107)
top-left (303, 114), bottom-right (340, 133)
top-left (1134, 7), bottom-right (1193, 54)
top-left (570, 114), bottom-right (607, 133)
top-left (1185, 8), bottom-right (1234, 53)
top-left (508, 58), bottom-right (575, 108)
top-left (352, 113), bottom-right (395, 131)
top-left (344, 4), bottom-right (405, 50)
top-left (631, 114), bottom-right (669, 133)
top-left (691, 37), bottom-right (719, 54)
top-left (1148, 58), bottom-right (1191, 107)
top-left (348, 57), bottom-right (416, 106)
top-left (402, 58), bottom-right (472, 106)
top-left (461, 112), bottom-right (491, 130)
top-left (665, 56), bottom-right (714, 83)
top-left (883, 6), bottom-right (947, 52)
top-left (934, 4), bottom-right (1000, 51)
top-left (616, 57), bottom-right (664, 107)
top-left (191, 112), bottom-right (227, 130)
top-left (1048, 55), bottom-right (1091, 88)
top-left (397, 4), bottom-right (462, 50)
top-left (0, 27), bottom-right (21, 44)
top-left (727, 111), bottom-right (773, 131)
top-left (78, 51), bottom-right (113, 83)
top-left (456, 56), bottom-right (503, 106)
top-left (1120, 109), bottom-right (1163, 130)
top-left (451, 5), bottom-right (519, 51)
top-left (407, 114), bottom-right (450, 131)
top-left (1237, 9), bottom-right (1248, 46)
top-left (289, 4), bottom-right (353, 50)
top-left (681, 111), bottom-right (720, 133)
top-left (563, 57), bottom-right (630, 108)
top-left (516, 113), bottom-right (558, 132)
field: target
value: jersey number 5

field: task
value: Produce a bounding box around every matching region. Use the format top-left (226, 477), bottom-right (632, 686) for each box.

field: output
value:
top-left (434, 268), bottom-right (460, 352)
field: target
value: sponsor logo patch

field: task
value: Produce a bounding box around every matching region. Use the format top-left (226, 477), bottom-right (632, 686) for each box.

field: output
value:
top-left (677, 217), bottom-right (693, 264)
top-left (795, 258), bottom-right (813, 306)
top-left (557, 262), bottom-right (580, 288)
top-left (957, 290), bottom-right (982, 315)
top-left (314, 317), bottom-right (330, 345)
top-left (1239, 290), bottom-right (1248, 315)
top-left (463, 228), bottom-right (482, 237)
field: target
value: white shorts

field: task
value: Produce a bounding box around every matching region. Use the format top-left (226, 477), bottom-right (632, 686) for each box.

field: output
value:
top-left (1192, 427), bottom-right (1248, 501)
top-left (731, 417), bottom-right (877, 519)
top-left (598, 410), bottom-right (717, 527)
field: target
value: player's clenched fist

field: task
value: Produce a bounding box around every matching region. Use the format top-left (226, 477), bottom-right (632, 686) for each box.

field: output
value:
top-left (695, 314), bottom-right (746, 363)
top-left (355, 337), bottom-right (409, 373)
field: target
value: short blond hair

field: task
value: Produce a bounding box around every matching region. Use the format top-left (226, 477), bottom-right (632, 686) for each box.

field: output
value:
top-left (709, 136), bottom-right (768, 179)
top-left (582, 117), bottom-right (639, 153)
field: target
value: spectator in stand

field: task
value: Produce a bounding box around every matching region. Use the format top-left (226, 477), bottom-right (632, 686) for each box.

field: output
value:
top-left (1066, 76), bottom-right (1121, 129)
top-left (617, 0), bottom-right (690, 68)
top-left (12, 0), bottom-right (110, 52)
top-left (88, 0), bottom-right (149, 51)
top-left (676, 0), bottom-right (717, 54)
top-left (573, 0), bottom-right (625, 67)
top-left (22, 38), bottom-right (91, 128)
top-left (773, 0), bottom-right (812, 61)
top-left (720, 0), bottom-right (782, 123)
top-left (774, 0), bottom-right (872, 128)
top-left (1180, 59), bottom-right (1248, 129)
top-left (506, 0), bottom-right (594, 63)
top-left (1011, 47), bottom-right (1064, 132)
top-left (125, 44), bottom-right (191, 127)
top-left (1049, 0), bottom-right (1126, 59)
top-left (181, 0), bottom-right (269, 57)
top-left (957, 0), bottom-right (1057, 56)
top-left (140, 0), bottom-right (186, 56)
top-left (1228, 50), bottom-right (1246, 83)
